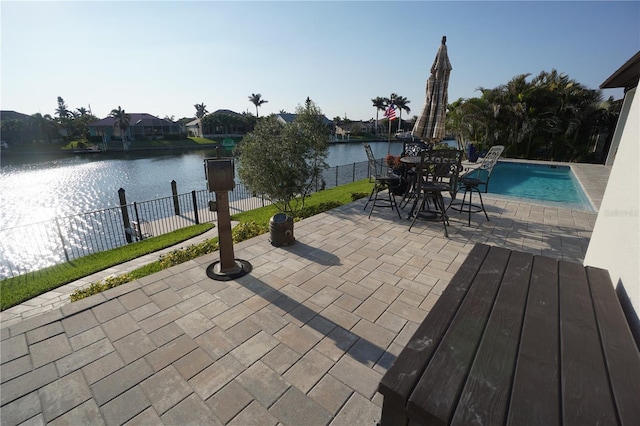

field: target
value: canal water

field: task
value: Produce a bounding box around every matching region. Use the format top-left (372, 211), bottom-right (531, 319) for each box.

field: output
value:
top-left (0, 141), bottom-right (407, 230)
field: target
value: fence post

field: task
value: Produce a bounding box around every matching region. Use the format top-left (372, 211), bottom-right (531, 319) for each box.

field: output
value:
top-left (55, 218), bottom-right (70, 262)
top-left (133, 202), bottom-right (142, 240)
top-left (335, 164), bottom-right (339, 187)
top-left (171, 180), bottom-right (180, 216)
top-left (353, 162), bottom-right (356, 183)
top-left (191, 190), bottom-right (199, 224)
top-left (118, 188), bottom-right (133, 243)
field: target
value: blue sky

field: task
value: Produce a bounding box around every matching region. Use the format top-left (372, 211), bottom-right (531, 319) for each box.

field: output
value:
top-left (1, 1), bottom-right (638, 122)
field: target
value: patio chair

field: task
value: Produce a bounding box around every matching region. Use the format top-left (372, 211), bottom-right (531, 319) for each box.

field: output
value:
top-left (408, 149), bottom-right (463, 237)
top-left (402, 140), bottom-right (430, 157)
top-left (448, 145), bottom-right (504, 225)
top-left (399, 141), bottom-right (431, 208)
top-left (364, 143), bottom-right (401, 219)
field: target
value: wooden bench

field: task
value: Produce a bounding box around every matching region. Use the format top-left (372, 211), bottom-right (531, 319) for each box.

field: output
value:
top-left (378, 243), bottom-right (640, 426)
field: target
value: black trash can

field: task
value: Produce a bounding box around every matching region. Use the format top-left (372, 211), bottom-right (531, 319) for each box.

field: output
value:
top-left (269, 213), bottom-right (295, 247)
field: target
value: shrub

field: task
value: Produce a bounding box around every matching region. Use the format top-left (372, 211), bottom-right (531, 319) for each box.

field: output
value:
top-left (296, 201), bottom-right (341, 218)
top-left (351, 192), bottom-right (369, 201)
top-left (233, 221), bottom-right (269, 242)
top-left (69, 274), bottom-right (133, 302)
top-left (237, 100), bottom-right (329, 213)
top-left (159, 238), bottom-right (220, 268)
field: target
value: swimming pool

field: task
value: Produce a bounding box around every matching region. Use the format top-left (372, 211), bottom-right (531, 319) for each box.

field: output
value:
top-left (485, 162), bottom-right (594, 211)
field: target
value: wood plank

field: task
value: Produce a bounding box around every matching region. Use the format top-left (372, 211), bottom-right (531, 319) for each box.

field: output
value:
top-left (451, 250), bottom-right (534, 426)
top-left (406, 246), bottom-right (511, 425)
top-left (378, 243), bottom-right (490, 422)
top-left (586, 266), bottom-right (640, 426)
top-left (507, 255), bottom-right (561, 426)
top-left (559, 261), bottom-right (618, 426)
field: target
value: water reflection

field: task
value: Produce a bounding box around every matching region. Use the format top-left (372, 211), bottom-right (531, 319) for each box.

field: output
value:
top-left (0, 141), bottom-right (411, 277)
top-left (1, 142), bottom-right (406, 229)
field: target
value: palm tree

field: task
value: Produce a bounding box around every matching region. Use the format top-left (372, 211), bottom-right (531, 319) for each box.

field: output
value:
top-left (29, 113), bottom-right (56, 143)
top-left (55, 96), bottom-right (70, 119)
top-left (1, 119), bottom-right (26, 144)
top-left (110, 106), bottom-right (131, 150)
top-left (384, 93), bottom-right (397, 108)
top-left (380, 93), bottom-right (399, 138)
top-left (393, 95), bottom-right (411, 133)
top-left (194, 103), bottom-right (208, 136)
top-left (194, 103), bottom-right (208, 119)
top-left (54, 96), bottom-right (72, 140)
top-left (76, 107), bottom-right (88, 116)
top-left (371, 97), bottom-right (386, 136)
top-left (248, 93), bottom-right (268, 118)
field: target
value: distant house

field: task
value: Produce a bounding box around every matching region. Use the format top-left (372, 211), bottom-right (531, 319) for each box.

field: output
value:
top-left (88, 113), bottom-right (181, 141)
top-left (185, 118), bottom-right (202, 137)
top-left (275, 113), bottom-right (335, 137)
top-left (276, 113), bottom-right (333, 127)
top-left (0, 110), bottom-right (30, 122)
top-left (334, 120), bottom-right (381, 140)
top-left (203, 109), bottom-right (252, 136)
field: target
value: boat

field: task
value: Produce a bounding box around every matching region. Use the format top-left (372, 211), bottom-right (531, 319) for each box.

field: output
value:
top-left (394, 131), bottom-right (413, 140)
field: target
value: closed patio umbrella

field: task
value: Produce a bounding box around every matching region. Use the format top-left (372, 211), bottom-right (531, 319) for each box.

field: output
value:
top-left (412, 36), bottom-right (452, 145)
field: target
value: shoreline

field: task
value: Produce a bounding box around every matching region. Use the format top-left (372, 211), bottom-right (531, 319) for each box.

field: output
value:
top-left (0, 138), bottom-right (399, 162)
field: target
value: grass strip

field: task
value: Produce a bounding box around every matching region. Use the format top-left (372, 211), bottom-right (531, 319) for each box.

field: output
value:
top-left (231, 179), bottom-right (373, 224)
top-left (0, 223), bottom-right (214, 310)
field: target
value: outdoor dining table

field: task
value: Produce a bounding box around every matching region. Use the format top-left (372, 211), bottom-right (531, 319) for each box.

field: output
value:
top-left (400, 155), bottom-right (420, 167)
top-left (399, 156), bottom-right (423, 165)
top-left (399, 153), bottom-right (459, 221)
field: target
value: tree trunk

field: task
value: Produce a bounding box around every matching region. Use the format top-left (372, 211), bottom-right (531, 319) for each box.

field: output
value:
top-left (122, 128), bottom-right (128, 151)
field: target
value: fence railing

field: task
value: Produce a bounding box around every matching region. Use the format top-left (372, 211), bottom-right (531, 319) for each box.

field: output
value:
top-left (0, 160), bottom-right (373, 280)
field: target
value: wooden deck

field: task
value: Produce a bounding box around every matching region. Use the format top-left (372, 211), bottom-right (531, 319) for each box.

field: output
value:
top-left (379, 243), bottom-right (640, 426)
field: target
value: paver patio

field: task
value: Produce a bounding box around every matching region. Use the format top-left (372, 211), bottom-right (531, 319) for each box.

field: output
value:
top-left (0, 163), bottom-right (609, 425)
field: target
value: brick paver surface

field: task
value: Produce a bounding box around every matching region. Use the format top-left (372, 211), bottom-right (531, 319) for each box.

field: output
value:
top-left (1, 194), bottom-right (598, 425)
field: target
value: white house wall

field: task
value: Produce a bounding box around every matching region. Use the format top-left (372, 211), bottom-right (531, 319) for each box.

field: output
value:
top-left (584, 86), bottom-right (639, 324)
top-left (605, 89), bottom-right (634, 166)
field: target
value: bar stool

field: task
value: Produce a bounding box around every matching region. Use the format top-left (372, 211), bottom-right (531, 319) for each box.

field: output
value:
top-left (448, 145), bottom-right (504, 225)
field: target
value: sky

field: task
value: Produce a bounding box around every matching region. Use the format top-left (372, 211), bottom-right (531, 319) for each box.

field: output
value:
top-left (1, 1), bottom-right (639, 122)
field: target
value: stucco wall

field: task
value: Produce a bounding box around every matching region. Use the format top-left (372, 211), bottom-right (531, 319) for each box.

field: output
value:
top-left (584, 86), bottom-right (639, 338)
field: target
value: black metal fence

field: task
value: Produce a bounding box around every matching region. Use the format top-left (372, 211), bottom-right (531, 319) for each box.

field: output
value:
top-left (0, 160), bottom-right (373, 280)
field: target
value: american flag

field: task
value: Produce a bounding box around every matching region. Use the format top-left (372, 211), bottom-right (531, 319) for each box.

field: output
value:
top-left (384, 104), bottom-right (397, 120)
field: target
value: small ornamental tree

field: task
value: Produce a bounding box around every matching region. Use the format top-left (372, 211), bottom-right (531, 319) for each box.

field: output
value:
top-left (237, 100), bottom-right (329, 213)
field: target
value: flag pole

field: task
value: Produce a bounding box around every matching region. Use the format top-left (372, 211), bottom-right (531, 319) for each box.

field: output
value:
top-left (387, 117), bottom-right (392, 155)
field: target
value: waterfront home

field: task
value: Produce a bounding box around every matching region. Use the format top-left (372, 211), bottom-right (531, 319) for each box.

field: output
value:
top-left (88, 113), bottom-right (182, 142)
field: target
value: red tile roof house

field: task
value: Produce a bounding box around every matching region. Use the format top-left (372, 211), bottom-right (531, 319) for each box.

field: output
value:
top-left (88, 113), bottom-right (182, 146)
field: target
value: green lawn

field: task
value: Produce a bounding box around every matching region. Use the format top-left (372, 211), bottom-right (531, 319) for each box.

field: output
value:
top-left (1, 180), bottom-right (373, 310)
top-left (0, 223), bottom-right (214, 310)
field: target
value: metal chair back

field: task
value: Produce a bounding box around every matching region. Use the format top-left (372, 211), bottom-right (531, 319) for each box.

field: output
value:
top-left (364, 143), bottom-right (379, 179)
top-left (403, 141), bottom-right (430, 157)
top-left (463, 145), bottom-right (504, 192)
top-left (479, 145), bottom-right (505, 175)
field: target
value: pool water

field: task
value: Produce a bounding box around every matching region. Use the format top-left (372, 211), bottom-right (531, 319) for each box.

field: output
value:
top-left (484, 162), bottom-right (593, 211)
